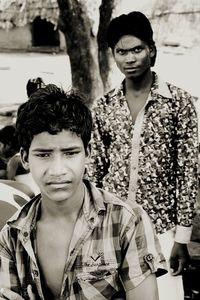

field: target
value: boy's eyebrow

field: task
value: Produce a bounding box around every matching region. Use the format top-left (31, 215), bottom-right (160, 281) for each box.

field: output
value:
top-left (31, 146), bottom-right (82, 152)
top-left (31, 149), bottom-right (52, 152)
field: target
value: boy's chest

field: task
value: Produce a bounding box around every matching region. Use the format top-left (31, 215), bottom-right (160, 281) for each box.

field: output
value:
top-left (27, 218), bottom-right (123, 299)
top-left (35, 222), bottom-right (74, 299)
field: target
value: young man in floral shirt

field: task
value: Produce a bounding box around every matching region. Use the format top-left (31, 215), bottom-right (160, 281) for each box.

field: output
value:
top-left (88, 11), bottom-right (199, 300)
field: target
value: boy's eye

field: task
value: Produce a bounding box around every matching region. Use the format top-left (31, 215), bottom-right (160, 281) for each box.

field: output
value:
top-left (64, 151), bottom-right (79, 156)
top-left (36, 153), bottom-right (50, 158)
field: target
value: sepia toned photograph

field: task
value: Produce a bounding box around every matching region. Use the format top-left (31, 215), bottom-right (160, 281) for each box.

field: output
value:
top-left (0, 1), bottom-right (199, 299)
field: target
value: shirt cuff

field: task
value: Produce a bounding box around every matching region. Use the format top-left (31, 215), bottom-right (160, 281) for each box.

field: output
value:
top-left (174, 225), bottom-right (193, 243)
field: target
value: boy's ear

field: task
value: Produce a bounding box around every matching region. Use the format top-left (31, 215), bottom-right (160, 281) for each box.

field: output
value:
top-left (20, 148), bottom-right (30, 171)
top-left (84, 144), bottom-right (91, 177)
top-left (85, 144), bottom-right (91, 167)
top-left (85, 144), bottom-right (91, 159)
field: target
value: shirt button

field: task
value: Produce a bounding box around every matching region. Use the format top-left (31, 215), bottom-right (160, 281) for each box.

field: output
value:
top-left (90, 217), bottom-right (95, 223)
top-left (23, 232), bottom-right (28, 237)
top-left (33, 270), bottom-right (39, 277)
top-left (70, 249), bottom-right (75, 256)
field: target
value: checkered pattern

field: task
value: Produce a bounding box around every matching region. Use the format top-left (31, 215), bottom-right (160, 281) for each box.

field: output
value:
top-left (0, 180), bottom-right (166, 299)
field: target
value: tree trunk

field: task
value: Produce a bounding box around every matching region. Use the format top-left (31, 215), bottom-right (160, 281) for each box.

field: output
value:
top-left (57, 0), bottom-right (104, 106)
top-left (97, 0), bottom-right (116, 92)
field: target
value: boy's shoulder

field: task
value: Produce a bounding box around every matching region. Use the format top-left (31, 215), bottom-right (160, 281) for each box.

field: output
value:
top-left (85, 180), bottom-right (143, 222)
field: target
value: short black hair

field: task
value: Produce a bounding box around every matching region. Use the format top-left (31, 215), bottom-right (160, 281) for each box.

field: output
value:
top-left (107, 11), bottom-right (157, 66)
top-left (16, 84), bottom-right (93, 153)
top-left (0, 125), bottom-right (19, 151)
top-left (26, 77), bottom-right (45, 97)
top-left (0, 125), bottom-right (16, 145)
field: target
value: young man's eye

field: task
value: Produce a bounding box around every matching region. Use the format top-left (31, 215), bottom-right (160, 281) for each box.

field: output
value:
top-left (134, 47), bottom-right (142, 53)
top-left (116, 49), bottom-right (126, 55)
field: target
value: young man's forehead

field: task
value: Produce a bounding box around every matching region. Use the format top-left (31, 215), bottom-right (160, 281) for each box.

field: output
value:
top-left (115, 35), bottom-right (145, 48)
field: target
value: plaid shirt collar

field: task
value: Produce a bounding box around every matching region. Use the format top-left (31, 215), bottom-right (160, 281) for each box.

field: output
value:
top-left (6, 180), bottom-right (106, 237)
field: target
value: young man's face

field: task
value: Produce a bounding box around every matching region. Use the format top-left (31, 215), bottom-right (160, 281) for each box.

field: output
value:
top-left (21, 130), bottom-right (90, 203)
top-left (113, 35), bottom-right (155, 79)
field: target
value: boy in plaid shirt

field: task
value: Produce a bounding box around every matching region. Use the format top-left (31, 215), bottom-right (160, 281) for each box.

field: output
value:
top-left (0, 85), bottom-right (166, 300)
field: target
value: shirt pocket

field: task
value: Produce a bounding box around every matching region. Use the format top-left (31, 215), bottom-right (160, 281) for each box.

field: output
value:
top-left (76, 269), bottom-right (120, 300)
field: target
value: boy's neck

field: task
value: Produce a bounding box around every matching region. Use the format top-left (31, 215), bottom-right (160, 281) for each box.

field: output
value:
top-left (39, 182), bottom-right (85, 221)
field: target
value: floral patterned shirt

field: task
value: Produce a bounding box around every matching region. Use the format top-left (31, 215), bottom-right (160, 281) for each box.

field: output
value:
top-left (88, 72), bottom-right (199, 237)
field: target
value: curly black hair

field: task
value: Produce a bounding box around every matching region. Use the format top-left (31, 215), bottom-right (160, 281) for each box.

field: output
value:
top-left (16, 84), bottom-right (93, 153)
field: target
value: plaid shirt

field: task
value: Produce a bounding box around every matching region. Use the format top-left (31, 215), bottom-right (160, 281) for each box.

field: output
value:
top-left (88, 72), bottom-right (199, 238)
top-left (0, 180), bottom-right (166, 300)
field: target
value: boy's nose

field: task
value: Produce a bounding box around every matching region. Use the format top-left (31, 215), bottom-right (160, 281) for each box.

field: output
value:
top-left (48, 156), bottom-right (67, 175)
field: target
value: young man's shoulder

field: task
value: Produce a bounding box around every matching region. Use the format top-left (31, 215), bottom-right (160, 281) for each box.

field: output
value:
top-left (92, 84), bottom-right (123, 109)
top-left (166, 82), bottom-right (196, 103)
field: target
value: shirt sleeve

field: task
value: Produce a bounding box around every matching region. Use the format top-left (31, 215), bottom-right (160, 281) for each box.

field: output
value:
top-left (175, 92), bottom-right (199, 232)
top-left (174, 225), bottom-right (193, 244)
top-left (87, 100), bottom-right (110, 188)
top-left (120, 205), bottom-right (167, 291)
top-left (0, 230), bottom-right (21, 293)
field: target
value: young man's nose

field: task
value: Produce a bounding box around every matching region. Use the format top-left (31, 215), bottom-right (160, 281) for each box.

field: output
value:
top-left (125, 51), bottom-right (136, 63)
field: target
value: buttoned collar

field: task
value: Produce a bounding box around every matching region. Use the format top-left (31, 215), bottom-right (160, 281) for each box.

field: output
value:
top-left (82, 180), bottom-right (106, 223)
top-left (6, 180), bottom-right (106, 234)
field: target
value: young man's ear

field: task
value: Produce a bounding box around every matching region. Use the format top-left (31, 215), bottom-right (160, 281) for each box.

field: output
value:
top-left (20, 148), bottom-right (30, 171)
top-left (149, 45), bottom-right (156, 58)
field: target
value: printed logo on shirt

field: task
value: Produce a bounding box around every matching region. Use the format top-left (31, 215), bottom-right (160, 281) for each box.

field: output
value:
top-left (81, 251), bottom-right (116, 268)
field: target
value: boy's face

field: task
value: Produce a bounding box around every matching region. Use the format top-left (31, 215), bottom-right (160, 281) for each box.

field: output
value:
top-left (21, 130), bottom-right (90, 203)
top-left (113, 35), bottom-right (155, 79)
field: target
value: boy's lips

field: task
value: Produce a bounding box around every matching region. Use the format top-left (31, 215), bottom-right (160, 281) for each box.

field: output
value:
top-left (47, 180), bottom-right (72, 186)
